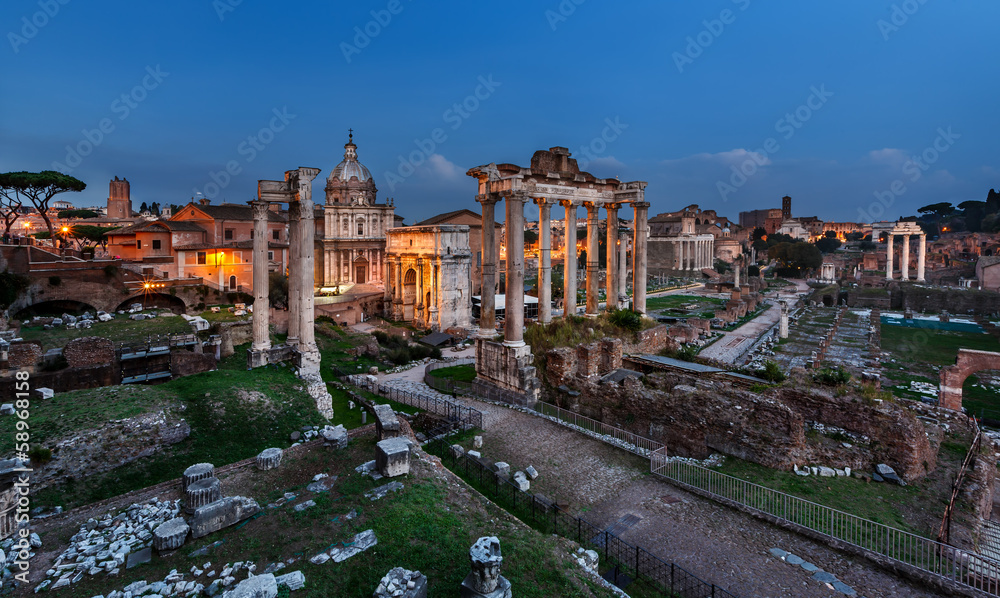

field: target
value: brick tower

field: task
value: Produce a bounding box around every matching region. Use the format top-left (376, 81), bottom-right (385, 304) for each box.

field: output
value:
top-left (782, 195), bottom-right (792, 220)
top-left (108, 176), bottom-right (132, 220)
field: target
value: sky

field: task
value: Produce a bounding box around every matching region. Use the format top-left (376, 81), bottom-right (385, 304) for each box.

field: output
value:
top-left (2, 0), bottom-right (998, 226)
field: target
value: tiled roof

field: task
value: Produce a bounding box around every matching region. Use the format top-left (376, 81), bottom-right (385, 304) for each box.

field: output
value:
top-left (177, 203), bottom-right (287, 223)
top-left (106, 220), bottom-right (206, 235)
top-left (173, 240), bottom-right (289, 251)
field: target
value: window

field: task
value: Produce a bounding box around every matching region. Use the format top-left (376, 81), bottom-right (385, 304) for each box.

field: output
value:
top-left (224, 228), bottom-right (234, 241)
top-left (272, 229), bottom-right (279, 240)
top-left (152, 240), bottom-right (161, 250)
top-left (136, 239), bottom-right (142, 249)
top-left (357, 221), bottom-right (364, 236)
top-left (250, 230), bottom-right (254, 239)
top-left (197, 251), bottom-right (206, 265)
top-left (267, 251), bottom-right (274, 260)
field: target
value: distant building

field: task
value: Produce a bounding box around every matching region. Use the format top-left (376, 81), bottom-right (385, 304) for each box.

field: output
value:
top-left (739, 208), bottom-right (783, 234)
top-left (414, 208), bottom-right (501, 296)
top-left (976, 256), bottom-right (1000, 291)
top-left (647, 207), bottom-right (715, 276)
top-left (776, 218), bottom-right (810, 241)
top-left (107, 176), bottom-right (133, 220)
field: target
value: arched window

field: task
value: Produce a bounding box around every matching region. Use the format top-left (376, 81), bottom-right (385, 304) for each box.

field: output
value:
top-left (229, 275), bottom-right (237, 290)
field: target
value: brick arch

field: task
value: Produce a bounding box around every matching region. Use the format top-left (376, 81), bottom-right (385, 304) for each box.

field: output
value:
top-left (939, 349), bottom-right (1000, 410)
top-left (115, 292), bottom-right (188, 313)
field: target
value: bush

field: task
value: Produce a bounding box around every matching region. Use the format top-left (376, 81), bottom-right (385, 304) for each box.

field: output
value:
top-left (0, 270), bottom-right (30, 310)
top-left (759, 360), bottom-right (786, 383)
top-left (48, 276), bottom-right (61, 286)
top-left (607, 308), bottom-right (642, 333)
top-left (813, 367), bottom-right (851, 386)
top-left (28, 446), bottom-right (52, 465)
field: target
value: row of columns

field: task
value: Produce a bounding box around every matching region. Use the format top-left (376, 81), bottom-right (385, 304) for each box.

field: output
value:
top-left (478, 191), bottom-right (648, 346)
top-left (674, 237), bottom-right (712, 271)
top-left (324, 248), bottom-right (383, 286)
top-left (885, 233), bottom-right (926, 282)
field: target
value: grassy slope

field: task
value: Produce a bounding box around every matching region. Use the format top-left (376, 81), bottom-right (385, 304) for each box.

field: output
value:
top-left (19, 314), bottom-right (193, 350)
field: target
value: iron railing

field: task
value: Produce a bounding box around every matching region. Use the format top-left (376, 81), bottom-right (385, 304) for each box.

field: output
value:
top-left (423, 359), bottom-right (535, 407)
top-left (346, 374), bottom-right (484, 429)
top-left (534, 402), bottom-right (662, 458)
top-left (429, 438), bottom-right (738, 598)
top-left (651, 448), bottom-right (1000, 595)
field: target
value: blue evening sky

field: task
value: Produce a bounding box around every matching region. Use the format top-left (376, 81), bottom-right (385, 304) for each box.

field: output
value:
top-left (2, 0), bottom-right (998, 225)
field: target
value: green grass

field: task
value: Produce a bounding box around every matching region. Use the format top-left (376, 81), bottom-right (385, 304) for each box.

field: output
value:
top-left (429, 364), bottom-right (477, 383)
top-left (19, 314), bottom-right (193, 350)
top-left (645, 295), bottom-right (725, 313)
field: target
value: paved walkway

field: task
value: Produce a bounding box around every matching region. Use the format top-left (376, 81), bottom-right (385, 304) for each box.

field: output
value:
top-left (698, 281), bottom-right (809, 364)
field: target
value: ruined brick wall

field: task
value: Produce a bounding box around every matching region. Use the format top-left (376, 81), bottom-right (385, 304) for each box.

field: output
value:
top-left (7, 342), bottom-right (41, 370)
top-left (576, 344), bottom-right (601, 378)
top-left (687, 318), bottom-right (711, 335)
top-left (0, 365), bottom-right (116, 401)
top-left (63, 336), bottom-right (115, 368)
top-left (544, 338), bottom-right (623, 386)
top-left (545, 347), bottom-right (575, 387)
top-left (171, 351), bottom-right (217, 377)
top-left (622, 325), bottom-right (677, 354)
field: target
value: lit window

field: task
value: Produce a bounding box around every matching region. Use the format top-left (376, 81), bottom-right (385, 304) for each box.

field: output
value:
top-left (197, 252), bottom-right (206, 265)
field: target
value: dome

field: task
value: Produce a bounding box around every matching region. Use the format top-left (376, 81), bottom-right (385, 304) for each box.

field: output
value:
top-left (329, 131), bottom-right (372, 183)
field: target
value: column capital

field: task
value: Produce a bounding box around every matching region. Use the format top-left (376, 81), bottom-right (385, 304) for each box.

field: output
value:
top-left (504, 190), bottom-right (529, 204)
top-left (632, 201), bottom-right (651, 210)
top-left (532, 196), bottom-right (550, 207)
top-left (559, 199), bottom-right (576, 209)
top-left (605, 202), bottom-right (622, 212)
top-left (476, 193), bottom-right (500, 206)
top-left (250, 200), bottom-right (270, 219)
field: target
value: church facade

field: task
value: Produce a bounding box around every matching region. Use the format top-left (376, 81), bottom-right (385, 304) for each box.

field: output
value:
top-left (317, 133), bottom-right (395, 289)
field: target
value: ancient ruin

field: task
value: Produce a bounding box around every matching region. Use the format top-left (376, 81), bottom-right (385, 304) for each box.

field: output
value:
top-left (460, 536), bottom-right (512, 598)
top-left (873, 220), bottom-right (927, 282)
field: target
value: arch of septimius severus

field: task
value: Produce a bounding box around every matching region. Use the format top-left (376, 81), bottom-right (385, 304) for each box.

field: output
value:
top-left (466, 147), bottom-right (648, 403)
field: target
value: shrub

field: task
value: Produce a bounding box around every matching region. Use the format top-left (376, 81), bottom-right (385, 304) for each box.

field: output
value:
top-left (48, 276), bottom-right (61, 286)
top-left (813, 367), bottom-right (851, 386)
top-left (607, 308), bottom-right (642, 333)
top-left (28, 446), bottom-right (52, 465)
top-left (759, 360), bottom-right (786, 383)
top-left (0, 270), bottom-right (30, 310)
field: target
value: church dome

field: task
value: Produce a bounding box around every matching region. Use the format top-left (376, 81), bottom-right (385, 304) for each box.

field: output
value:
top-left (329, 131), bottom-right (372, 183)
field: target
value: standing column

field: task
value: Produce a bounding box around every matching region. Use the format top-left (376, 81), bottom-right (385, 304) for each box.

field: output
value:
top-left (632, 202), bottom-right (649, 315)
top-left (605, 203), bottom-right (619, 313)
top-left (478, 194), bottom-right (499, 336)
top-left (287, 201), bottom-right (301, 348)
top-left (535, 198), bottom-right (552, 324)
top-left (886, 234), bottom-right (894, 280)
top-left (677, 239), bottom-right (684, 272)
top-left (251, 200), bottom-right (271, 354)
top-left (901, 234), bottom-right (910, 280)
top-left (734, 256), bottom-right (741, 288)
top-left (417, 258), bottom-right (425, 326)
top-left (585, 202), bottom-right (600, 316)
top-left (673, 240), bottom-right (680, 271)
top-left (561, 200), bottom-right (577, 318)
top-left (296, 167), bottom-right (321, 361)
top-left (618, 230), bottom-right (628, 308)
top-left (917, 234), bottom-right (926, 282)
top-left (504, 192), bottom-right (527, 346)
top-left (393, 256), bottom-right (403, 319)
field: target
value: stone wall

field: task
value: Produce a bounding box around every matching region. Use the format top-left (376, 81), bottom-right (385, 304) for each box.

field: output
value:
top-left (6, 342), bottom-right (41, 370)
top-left (172, 351), bottom-right (217, 377)
top-left (63, 336), bottom-right (115, 368)
top-left (0, 365), bottom-right (116, 401)
top-left (848, 286), bottom-right (1000, 314)
top-left (621, 325), bottom-right (677, 355)
top-left (217, 321), bottom-right (253, 358)
top-left (544, 338), bottom-right (624, 387)
top-left (30, 409), bottom-right (190, 491)
top-left (564, 373), bottom-right (936, 482)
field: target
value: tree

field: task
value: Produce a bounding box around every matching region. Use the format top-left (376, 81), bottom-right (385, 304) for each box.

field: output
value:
top-left (768, 242), bottom-right (822, 273)
top-left (71, 225), bottom-right (115, 250)
top-left (139, 201), bottom-right (149, 214)
top-left (150, 202), bottom-right (160, 216)
top-left (0, 171), bottom-right (86, 240)
top-left (917, 202), bottom-right (954, 220)
top-left (57, 209), bottom-right (99, 219)
top-left (752, 227), bottom-right (767, 241)
top-left (0, 186), bottom-right (22, 237)
top-left (814, 237), bottom-right (842, 254)
top-left (825, 230), bottom-right (837, 238)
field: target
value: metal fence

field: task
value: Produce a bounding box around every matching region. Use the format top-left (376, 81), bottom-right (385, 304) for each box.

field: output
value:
top-left (424, 359), bottom-right (535, 407)
top-left (429, 438), bottom-right (738, 598)
top-left (534, 402), bottom-right (663, 458)
top-left (651, 448), bottom-right (1000, 595)
top-left (346, 374), bottom-right (484, 430)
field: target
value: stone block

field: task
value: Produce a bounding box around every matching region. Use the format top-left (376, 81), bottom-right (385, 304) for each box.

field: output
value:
top-left (473, 436), bottom-right (483, 449)
top-left (256, 448), bottom-right (283, 470)
top-left (467, 450), bottom-right (481, 459)
top-left (185, 477), bottom-right (223, 515)
top-left (450, 444), bottom-right (465, 458)
top-left (126, 546), bottom-right (151, 569)
top-left (374, 404), bottom-right (400, 440)
top-left (374, 567), bottom-right (428, 598)
top-left (512, 472), bottom-right (529, 492)
top-left (225, 573), bottom-right (277, 598)
top-left (321, 425), bottom-right (348, 449)
top-left (376, 437), bottom-right (411, 478)
top-left (274, 570), bottom-right (305, 591)
top-left (525, 465), bottom-right (538, 479)
top-left (460, 537), bottom-right (511, 598)
top-left (493, 462), bottom-right (510, 477)
top-left (0, 405), bottom-right (13, 415)
top-left (152, 517), bottom-right (190, 552)
top-left (35, 387), bottom-right (54, 400)
top-left (190, 496), bottom-right (261, 539)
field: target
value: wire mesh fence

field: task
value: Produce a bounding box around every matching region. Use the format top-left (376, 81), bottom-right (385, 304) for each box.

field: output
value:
top-left (651, 448), bottom-right (1000, 595)
top-left (427, 437), bottom-right (738, 598)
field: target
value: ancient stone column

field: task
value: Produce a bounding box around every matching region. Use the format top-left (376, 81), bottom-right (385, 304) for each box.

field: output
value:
top-left (632, 202), bottom-right (649, 315)
top-left (585, 202), bottom-right (600, 316)
top-left (605, 203), bottom-right (619, 313)
top-left (416, 258), bottom-right (425, 327)
top-left (185, 477), bottom-right (222, 515)
top-left (734, 256), bottom-right (741, 289)
top-left (182, 463), bottom-right (215, 492)
top-left (478, 194), bottom-right (499, 336)
top-left (536, 198), bottom-right (552, 324)
top-left (287, 201), bottom-right (301, 348)
top-left (504, 192), bottom-right (526, 347)
top-left (677, 238), bottom-right (684, 272)
top-left (251, 200), bottom-right (271, 356)
top-left (917, 234), bottom-right (926, 282)
top-left (779, 300), bottom-right (789, 338)
top-left (886, 234), bottom-right (894, 280)
top-left (296, 168), bottom-right (321, 373)
top-left (901, 234), bottom-right (910, 280)
top-left (562, 200), bottom-right (577, 318)
top-left (618, 230), bottom-right (628, 308)
top-left (460, 537), bottom-right (511, 598)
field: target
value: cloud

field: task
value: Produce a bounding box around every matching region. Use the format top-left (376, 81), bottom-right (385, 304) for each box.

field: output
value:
top-left (663, 148), bottom-right (772, 167)
top-left (866, 148), bottom-right (908, 166)
top-left (422, 153), bottom-right (462, 180)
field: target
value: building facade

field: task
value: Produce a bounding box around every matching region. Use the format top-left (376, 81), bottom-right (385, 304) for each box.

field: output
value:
top-left (385, 225), bottom-right (472, 331)
top-left (647, 208), bottom-right (715, 276)
top-left (414, 209), bottom-right (501, 296)
top-left (317, 133), bottom-right (395, 289)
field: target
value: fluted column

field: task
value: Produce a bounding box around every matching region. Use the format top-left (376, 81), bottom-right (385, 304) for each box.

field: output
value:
top-left (478, 194), bottom-right (499, 336)
top-left (287, 201), bottom-right (301, 348)
top-left (416, 258), bottom-right (425, 326)
top-left (562, 200), bottom-right (577, 318)
top-left (504, 192), bottom-right (526, 346)
top-left (585, 202), bottom-right (600, 317)
top-left (605, 203), bottom-right (619, 313)
top-left (535, 198), bottom-right (552, 324)
top-left (901, 234), bottom-right (910, 280)
top-left (618, 230), bottom-right (628, 307)
top-left (632, 202), bottom-right (649, 315)
top-left (917, 234), bottom-right (926, 282)
top-left (296, 167), bottom-right (320, 360)
top-left (886, 234), bottom-right (894, 280)
top-left (251, 200), bottom-right (270, 353)
top-left (677, 239), bottom-right (684, 272)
